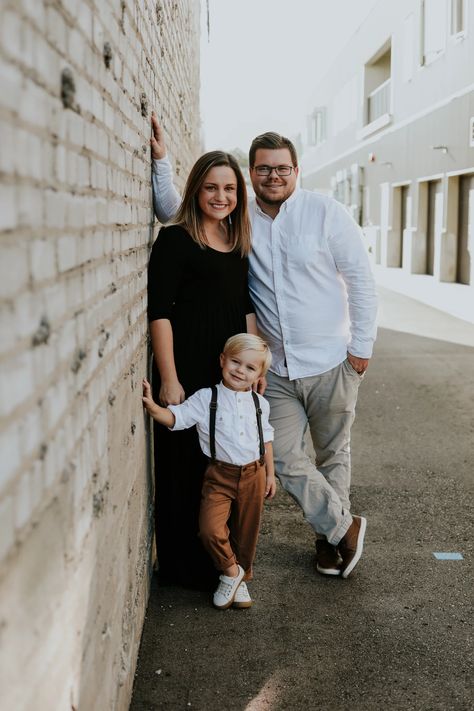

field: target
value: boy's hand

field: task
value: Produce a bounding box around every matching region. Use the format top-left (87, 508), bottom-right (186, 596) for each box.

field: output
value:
top-left (142, 378), bottom-right (160, 417)
top-left (265, 474), bottom-right (276, 499)
top-left (150, 112), bottom-right (167, 160)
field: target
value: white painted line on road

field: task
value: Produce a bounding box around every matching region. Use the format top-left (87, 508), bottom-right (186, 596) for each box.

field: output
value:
top-left (433, 552), bottom-right (464, 560)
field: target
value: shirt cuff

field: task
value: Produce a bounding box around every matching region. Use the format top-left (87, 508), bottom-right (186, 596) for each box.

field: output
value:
top-left (167, 403), bottom-right (183, 430)
top-left (152, 156), bottom-right (172, 174)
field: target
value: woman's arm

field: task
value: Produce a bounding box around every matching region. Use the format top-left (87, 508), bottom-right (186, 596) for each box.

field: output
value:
top-left (264, 442), bottom-right (276, 499)
top-left (150, 319), bottom-right (185, 405)
top-left (246, 313), bottom-right (258, 335)
top-left (142, 378), bottom-right (176, 427)
top-left (150, 113), bottom-right (181, 223)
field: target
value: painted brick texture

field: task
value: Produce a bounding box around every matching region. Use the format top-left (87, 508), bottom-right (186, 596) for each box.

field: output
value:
top-left (0, 1), bottom-right (201, 709)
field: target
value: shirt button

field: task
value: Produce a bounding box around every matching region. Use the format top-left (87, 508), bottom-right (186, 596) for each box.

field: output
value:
top-left (240, 432), bottom-right (244, 436)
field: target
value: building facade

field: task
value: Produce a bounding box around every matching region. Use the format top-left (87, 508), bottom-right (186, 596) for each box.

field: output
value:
top-left (0, 1), bottom-right (201, 709)
top-left (301, 0), bottom-right (474, 322)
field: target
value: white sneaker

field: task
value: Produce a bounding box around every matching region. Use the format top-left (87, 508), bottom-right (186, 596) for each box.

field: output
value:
top-left (213, 565), bottom-right (245, 609)
top-left (232, 581), bottom-right (252, 609)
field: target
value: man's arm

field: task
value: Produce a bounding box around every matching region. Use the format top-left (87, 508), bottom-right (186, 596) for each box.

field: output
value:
top-left (327, 202), bottom-right (378, 371)
top-left (150, 112), bottom-right (181, 222)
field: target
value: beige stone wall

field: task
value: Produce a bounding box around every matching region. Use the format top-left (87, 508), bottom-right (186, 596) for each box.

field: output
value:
top-left (0, 1), bottom-right (201, 709)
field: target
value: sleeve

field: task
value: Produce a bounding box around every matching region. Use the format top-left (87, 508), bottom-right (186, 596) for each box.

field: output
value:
top-left (151, 156), bottom-right (182, 223)
top-left (243, 257), bottom-right (255, 316)
top-left (147, 226), bottom-right (186, 322)
top-left (168, 389), bottom-right (210, 431)
top-left (326, 201), bottom-right (378, 358)
top-left (258, 395), bottom-right (274, 443)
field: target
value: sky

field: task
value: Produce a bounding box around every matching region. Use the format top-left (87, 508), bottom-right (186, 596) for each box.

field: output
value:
top-left (200, 0), bottom-right (380, 152)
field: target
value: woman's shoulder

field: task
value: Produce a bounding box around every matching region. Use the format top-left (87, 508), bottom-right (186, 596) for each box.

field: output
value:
top-left (152, 224), bottom-right (195, 252)
top-left (158, 224), bottom-right (193, 241)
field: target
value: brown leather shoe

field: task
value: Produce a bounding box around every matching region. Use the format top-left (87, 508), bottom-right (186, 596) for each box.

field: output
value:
top-left (315, 540), bottom-right (342, 576)
top-left (339, 515), bottom-right (367, 579)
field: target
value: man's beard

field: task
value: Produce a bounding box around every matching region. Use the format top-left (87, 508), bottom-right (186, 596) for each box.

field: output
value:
top-left (254, 185), bottom-right (288, 207)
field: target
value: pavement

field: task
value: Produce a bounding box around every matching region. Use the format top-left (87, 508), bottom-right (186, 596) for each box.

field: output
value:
top-left (130, 290), bottom-right (474, 711)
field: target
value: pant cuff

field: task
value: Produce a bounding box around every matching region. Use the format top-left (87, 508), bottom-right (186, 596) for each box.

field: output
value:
top-left (328, 511), bottom-right (353, 546)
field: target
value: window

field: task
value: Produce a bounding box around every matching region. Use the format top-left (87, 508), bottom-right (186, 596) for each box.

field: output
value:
top-left (421, 0), bottom-right (447, 65)
top-left (307, 108), bottom-right (326, 146)
top-left (450, 0), bottom-right (465, 35)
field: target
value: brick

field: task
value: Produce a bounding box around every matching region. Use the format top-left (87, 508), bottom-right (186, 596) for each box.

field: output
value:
top-left (0, 239), bottom-right (29, 299)
top-left (45, 190), bottom-right (67, 230)
top-left (13, 470), bottom-right (33, 531)
top-left (30, 238), bottom-right (57, 283)
top-left (0, 422), bottom-right (21, 491)
top-left (58, 235), bottom-right (77, 272)
top-left (18, 185), bottom-right (44, 229)
top-left (0, 184), bottom-right (18, 233)
top-left (0, 495), bottom-right (15, 561)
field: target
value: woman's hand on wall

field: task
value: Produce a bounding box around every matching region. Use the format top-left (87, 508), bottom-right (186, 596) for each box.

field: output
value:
top-left (150, 111), bottom-right (167, 160)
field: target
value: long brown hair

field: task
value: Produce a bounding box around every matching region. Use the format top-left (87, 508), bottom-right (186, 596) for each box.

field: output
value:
top-left (171, 151), bottom-right (251, 257)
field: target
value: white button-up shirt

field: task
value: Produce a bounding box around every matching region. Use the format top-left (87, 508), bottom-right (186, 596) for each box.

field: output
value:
top-left (168, 383), bottom-right (273, 466)
top-left (152, 158), bottom-right (377, 380)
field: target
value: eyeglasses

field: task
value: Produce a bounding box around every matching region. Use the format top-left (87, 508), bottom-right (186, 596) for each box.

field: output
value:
top-left (253, 165), bottom-right (294, 176)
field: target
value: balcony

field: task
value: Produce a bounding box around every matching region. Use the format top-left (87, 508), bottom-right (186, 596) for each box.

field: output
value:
top-left (367, 78), bottom-right (391, 124)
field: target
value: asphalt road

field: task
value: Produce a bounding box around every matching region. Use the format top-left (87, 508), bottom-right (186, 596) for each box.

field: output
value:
top-left (130, 317), bottom-right (474, 711)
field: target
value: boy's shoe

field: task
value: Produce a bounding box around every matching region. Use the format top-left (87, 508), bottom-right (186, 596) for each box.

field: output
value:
top-left (339, 516), bottom-right (367, 579)
top-left (213, 565), bottom-right (245, 609)
top-left (232, 581), bottom-right (252, 609)
top-left (315, 540), bottom-right (342, 576)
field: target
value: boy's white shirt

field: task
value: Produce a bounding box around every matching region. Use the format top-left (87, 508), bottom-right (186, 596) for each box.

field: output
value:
top-left (168, 383), bottom-right (273, 466)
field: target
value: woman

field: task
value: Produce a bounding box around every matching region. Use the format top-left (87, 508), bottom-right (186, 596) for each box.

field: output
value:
top-left (148, 126), bottom-right (256, 589)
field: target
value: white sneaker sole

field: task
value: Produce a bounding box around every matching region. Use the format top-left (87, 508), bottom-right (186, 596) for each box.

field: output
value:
top-left (232, 599), bottom-right (252, 609)
top-left (341, 516), bottom-right (367, 579)
top-left (316, 564), bottom-right (341, 577)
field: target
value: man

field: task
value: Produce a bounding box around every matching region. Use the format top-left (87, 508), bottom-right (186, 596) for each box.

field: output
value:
top-left (150, 114), bottom-right (377, 579)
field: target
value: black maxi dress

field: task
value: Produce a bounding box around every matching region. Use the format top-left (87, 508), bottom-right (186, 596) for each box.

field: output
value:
top-left (147, 225), bottom-right (253, 589)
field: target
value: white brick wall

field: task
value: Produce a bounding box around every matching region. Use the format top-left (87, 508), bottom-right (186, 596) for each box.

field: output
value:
top-left (0, 1), bottom-right (201, 709)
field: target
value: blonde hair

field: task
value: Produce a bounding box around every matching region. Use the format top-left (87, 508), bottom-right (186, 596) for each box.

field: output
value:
top-left (223, 333), bottom-right (272, 375)
top-left (171, 151), bottom-right (252, 257)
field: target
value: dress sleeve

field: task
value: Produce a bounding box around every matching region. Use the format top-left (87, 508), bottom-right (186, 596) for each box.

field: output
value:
top-left (147, 226), bottom-right (186, 322)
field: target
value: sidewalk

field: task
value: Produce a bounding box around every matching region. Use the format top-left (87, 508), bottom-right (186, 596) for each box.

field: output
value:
top-left (130, 288), bottom-right (473, 711)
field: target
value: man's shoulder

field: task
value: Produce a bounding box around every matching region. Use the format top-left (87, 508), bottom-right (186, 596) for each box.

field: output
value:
top-left (298, 188), bottom-right (336, 209)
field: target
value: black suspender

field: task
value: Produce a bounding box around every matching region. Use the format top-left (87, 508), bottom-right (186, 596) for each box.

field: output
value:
top-left (208, 387), bottom-right (265, 464)
top-left (209, 385), bottom-right (218, 462)
top-left (251, 391), bottom-right (266, 464)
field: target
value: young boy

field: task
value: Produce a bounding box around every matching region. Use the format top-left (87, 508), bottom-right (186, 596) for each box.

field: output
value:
top-left (142, 333), bottom-right (275, 609)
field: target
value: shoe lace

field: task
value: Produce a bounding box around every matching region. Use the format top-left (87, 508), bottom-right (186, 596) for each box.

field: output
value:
top-left (216, 579), bottom-right (233, 599)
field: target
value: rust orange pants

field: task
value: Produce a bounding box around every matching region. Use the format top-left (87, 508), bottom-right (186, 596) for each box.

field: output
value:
top-left (199, 459), bottom-right (266, 581)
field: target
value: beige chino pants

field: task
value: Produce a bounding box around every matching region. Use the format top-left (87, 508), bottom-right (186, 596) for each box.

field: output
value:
top-left (265, 359), bottom-right (364, 545)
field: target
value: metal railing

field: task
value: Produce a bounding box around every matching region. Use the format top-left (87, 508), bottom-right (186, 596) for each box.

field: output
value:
top-left (367, 78), bottom-right (391, 124)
